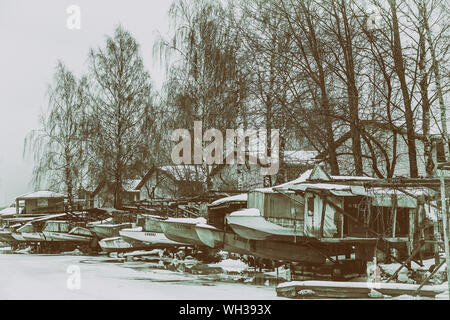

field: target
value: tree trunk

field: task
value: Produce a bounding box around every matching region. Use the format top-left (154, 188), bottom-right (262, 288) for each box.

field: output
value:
top-left (390, 0), bottom-right (418, 177)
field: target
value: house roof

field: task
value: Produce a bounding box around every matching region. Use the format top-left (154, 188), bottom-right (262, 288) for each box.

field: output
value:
top-left (159, 165), bottom-right (207, 182)
top-left (210, 193), bottom-right (248, 206)
top-left (283, 150), bottom-right (319, 165)
top-left (16, 191), bottom-right (67, 200)
top-left (122, 179), bottom-right (141, 192)
top-left (0, 207), bottom-right (23, 216)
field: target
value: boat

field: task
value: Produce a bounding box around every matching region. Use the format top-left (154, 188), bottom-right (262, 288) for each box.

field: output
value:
top-left (0, 224), bottom-right (22, 245)
top-left (88, 222), bottom-right (132, 239)
top-left (119, 227), bottom-right (188, 248)
top-left (17, 222), bottom-right (48, 242)
top-left (98, 236), bottom-right (137, 253)
top-left (225, 208), bottom-right (306, 241)
top-left (158, 217), bottom-right (207, 247)
top-left (42, 221), bottom-right (92, 242)
top-left (195, 193), bottom-right (248, 249)
top-left (195, 223), bottom-right (224, 248)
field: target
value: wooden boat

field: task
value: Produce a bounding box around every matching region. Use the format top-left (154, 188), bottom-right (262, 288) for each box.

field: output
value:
top-left (158, 217), bottom-right (207, 247)
top-left (119, 227), bottom-right (188, 248)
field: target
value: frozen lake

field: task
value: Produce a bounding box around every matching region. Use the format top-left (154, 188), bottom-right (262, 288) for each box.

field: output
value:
top-left (0, 253), bottom-right (284, 300)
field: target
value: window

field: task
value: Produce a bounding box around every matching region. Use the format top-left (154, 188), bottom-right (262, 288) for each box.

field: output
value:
top-left (37, 199), bottom-right (48, 208)
top-left (307, 197), bottom-right (315, 216)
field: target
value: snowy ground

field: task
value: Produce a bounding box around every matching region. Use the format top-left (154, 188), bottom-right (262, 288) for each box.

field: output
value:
top-left (0, 253), bottom-right (285, 300)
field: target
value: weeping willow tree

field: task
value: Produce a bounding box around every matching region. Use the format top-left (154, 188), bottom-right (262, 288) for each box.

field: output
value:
top-left (24, 61), bottom-right (89, 212)
top-left (154, 0), bottom-right (250, 189)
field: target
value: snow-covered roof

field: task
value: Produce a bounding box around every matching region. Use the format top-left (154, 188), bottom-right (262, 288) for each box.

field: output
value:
top-left (283, 150), bottom-right (319, 165)
top-left (253, 169), bottom-right (313, 193)
top-left (16, 191), bottom-right (67, 200)
top-left (229, 208), bottom-right (261, 217)
top-left (210, 193), bottom-right (248, 206)
top-left (122, 179), bottom-right (141, 192)
top-left (164, 217), bottom-right (207, 224)
top-left (0, 207), bottom-right (23, 216)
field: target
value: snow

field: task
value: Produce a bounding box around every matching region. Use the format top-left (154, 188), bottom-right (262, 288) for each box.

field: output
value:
top-left (165, 217), bottom-right (207, 224)
top-left (283, 150), bottom-right (318, 165)
top-left (229, 208), bottom-right (260, 217)
top-left (0, 254), bottom-right (281, 300)
top-left (208, 259), bottom-right (249, 273)
top-left (122, 179), bottom-right (141, 192)
top-left (0, 207), bottom-right (23, 216)
top-left (254, 169), bottom-right (313, 193)
top-left (16, 190), bottom-right (67, 199)
top-left (210, 193), bottom-right (247, 206)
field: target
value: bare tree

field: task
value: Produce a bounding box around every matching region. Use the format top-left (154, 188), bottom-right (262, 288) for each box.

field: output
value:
top-left (24, 62), bottom-right (88, 211)
top-left (88, 26), bottom-right (154, 208)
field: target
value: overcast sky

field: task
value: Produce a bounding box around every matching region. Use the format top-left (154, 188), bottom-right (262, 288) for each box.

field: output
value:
top-left (0, 0), bottom-right (173, 207)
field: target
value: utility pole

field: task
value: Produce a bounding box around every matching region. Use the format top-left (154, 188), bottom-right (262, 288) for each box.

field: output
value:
top-left (438, 162), bottom-right (450, 297)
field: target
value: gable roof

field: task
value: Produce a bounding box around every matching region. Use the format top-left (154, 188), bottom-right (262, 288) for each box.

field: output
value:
top-left (16, 191), bottom-right (67, 200)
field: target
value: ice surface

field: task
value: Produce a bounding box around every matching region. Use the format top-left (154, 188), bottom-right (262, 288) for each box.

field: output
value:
top-left (0, 254), bottom-right (282, 300)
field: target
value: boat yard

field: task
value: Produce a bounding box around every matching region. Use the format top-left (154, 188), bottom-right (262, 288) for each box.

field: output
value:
top-left (1, 165), bottom-right (449, 300)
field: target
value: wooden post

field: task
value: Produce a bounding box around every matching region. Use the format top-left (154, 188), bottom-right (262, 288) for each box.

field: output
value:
top-left (320, 195), bottom-right (327, 238)
top-left (439, 169), bottom-right (450, 297)
top-left (391, 194), bottom-right (398, 238)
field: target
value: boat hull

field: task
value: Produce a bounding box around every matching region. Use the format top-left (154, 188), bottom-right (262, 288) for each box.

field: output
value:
top-left (119, 230), bottom-right (187, 248)
top-left (0, 231), bottom-right (20, 245)
top-left (99, 237), bottom-right (137, 253)
top-left (21, 232), bottom-right (49, 242)
top-left (90, 223), bottom-right (132, 239)
top-left (11, 233), bottom-right (26, 242)
top-left (226, 215), bottom-right (305, 242)
top-left (42, 231), bottom-right (92, 242)
top-left (159, 219), bottom-right (206, 247)
top-left (195, 224), bottom-right (225, 248)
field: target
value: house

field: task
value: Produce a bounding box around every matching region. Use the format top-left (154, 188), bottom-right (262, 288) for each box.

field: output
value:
top-left (226, 165), bottom-right (438, 264)
top-left (14, 191), bottom-right (67, 215)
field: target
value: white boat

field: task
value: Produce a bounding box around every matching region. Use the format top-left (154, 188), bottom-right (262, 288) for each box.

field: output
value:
top-left (41, 221), bottom-right (92, 242)
top-left (195, 223), bottom-right (225, 248)
top-left (98, 236), bottom-right (136, 253)
top-left (88, 223), bottom-right (132, 238)
top-left (119, 227), bottom-right (188, 248)
top-left (158, 217), bottom-right (207, 246)
top-left (225, 208), bottom-right (305, 241)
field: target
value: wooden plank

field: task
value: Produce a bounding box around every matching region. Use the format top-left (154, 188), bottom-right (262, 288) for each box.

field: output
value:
top-left (276, 280), bottom-right (445, 299)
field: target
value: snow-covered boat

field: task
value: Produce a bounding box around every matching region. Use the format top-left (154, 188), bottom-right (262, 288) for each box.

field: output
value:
top-left (119, 227), bottom-right (188, 248)
top-left (225, 208), bottom-right (305, 241)
top-left (98, 236), bottom-right (136, 253)
top-left (158, 217), bottom-right (207, 247)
